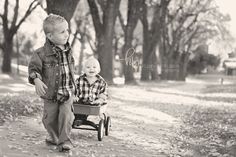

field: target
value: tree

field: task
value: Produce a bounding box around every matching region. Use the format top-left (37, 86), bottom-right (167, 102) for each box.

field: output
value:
top-left (160, 0), bottom-right (232, 80)
top-left (87, 0), bottom-right (121, 84)
top-left (0, 0), bottom-right (40, 73)
top-left (118, 0), bottom-right (142, 84)
top-left (139, 0), bottom-right (170, 81)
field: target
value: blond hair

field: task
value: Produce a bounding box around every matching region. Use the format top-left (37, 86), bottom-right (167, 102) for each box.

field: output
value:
top-left (43, 14), bottom-right (67, 34)
top-left (83, 57), bottom-right (101, 73)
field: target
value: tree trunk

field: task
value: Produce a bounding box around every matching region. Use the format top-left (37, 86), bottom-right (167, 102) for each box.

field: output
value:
top-left (121, 0), bottom-right (142, 84)
top-left (141, 41), bottom-right (157, 81)
top-left (2, 40), bottom-right (13, 73)
top-left (151, 52), bottom-right (158, 80)
top-left (46, 0), bottom-right (80, 22)
top-left (161, 52), bottom-right (190, 81)
top-left (1, 0), bottom-right (39, 73)
top-left (178, 52), bottom-right (190, 81)
top-left (140, 0), bottom-right (169, 81)
top-left (122, 46), bottom-right (136, 84)
top-left (140, 13), bottom-right (151, 81)
top-left (141, 50), bottom-right (152, 80)
top-left (87, 0), bottom-right (121, 84)
top-left (97, 36), bottom-right (113, 84)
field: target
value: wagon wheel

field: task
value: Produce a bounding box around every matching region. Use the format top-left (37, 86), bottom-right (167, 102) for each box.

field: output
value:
top-left (98, 119), bottom-right (104, 141)
top-left (105, 116), bottom-right (111, 136)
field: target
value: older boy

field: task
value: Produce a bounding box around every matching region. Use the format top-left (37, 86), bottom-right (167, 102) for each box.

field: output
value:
top-left (28, 14), bottom-right (75, 151)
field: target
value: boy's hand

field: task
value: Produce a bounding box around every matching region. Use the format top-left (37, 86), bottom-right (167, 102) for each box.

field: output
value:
top-left (91, 99), bottom-right (103, 105)
top-left (34, 78), bottom-right (48, 96)
top-left (74, 97), bottom-right (79, 102)
top-left (99, 93), bottom-right (107, 101)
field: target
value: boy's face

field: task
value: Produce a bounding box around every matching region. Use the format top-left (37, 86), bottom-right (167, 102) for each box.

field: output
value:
top-left (84, 61), bottom-right (100, 77)
top-left (47, 21), bottom-right (69, 46)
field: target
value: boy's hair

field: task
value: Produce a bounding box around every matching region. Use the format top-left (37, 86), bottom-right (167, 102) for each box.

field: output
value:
top-left (43, 14), bottom-right (67, 34)
top-left (83, 57), bottom-right (101, 73)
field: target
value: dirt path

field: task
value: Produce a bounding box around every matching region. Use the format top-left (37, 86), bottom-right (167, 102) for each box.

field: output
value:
top-left (0, 81), bottom-right (185, 157)
top-left (2, 72), bottom-right (231, 157)
top-left (0, 85), bottom-right (180, 157)
top-left (0, 98), bottom-right (173, 157)
top-left (0, 114), bottom-right (166, 157)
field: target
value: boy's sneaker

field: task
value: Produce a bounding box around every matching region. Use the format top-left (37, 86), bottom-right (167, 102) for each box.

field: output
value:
top-left (58, 141), bottom-right (73, 152)
top-left (45, 136), bottom-right (58, 145)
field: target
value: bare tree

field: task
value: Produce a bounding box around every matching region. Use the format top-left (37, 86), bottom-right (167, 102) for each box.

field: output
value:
top-left (0, 0), bottom-right (40, 73)
top-left (160, 0), bottom-right (231, 80)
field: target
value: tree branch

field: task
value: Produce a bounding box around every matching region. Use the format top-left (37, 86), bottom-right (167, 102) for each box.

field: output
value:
top-left (11, 0), bottom-right (19, 30)
top-left (12, 0), bottom-right (40, 35)
top-left (185, 27), bottom-right (199, 44)
top-left (75, 32), bottom-right (96, 53)
top-left (71, 30), bottom-right (79, 48)
top-left (87, 37), bottom-right (96, 53)
top-left (87, 0), bottom-right (103, 38)
top-left (3, 0), bottom-right (9, 31)
top-left (118, 10), bottom-right (125, 32)
top-left (139, 0), bottom-right (149, 37)
top-left (167, 4), bottom-right (183, 24)
top-left (38, 0), bottom-right (47, 13)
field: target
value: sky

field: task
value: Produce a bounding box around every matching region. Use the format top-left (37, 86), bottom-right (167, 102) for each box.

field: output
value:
top-left (216, 0), bottom-right (236, 38)
top-left (206, 0), bottom-right (236, 57)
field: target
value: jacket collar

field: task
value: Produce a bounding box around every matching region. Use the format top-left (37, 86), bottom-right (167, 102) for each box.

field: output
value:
top-left (44, 38), bottom-right (71, 57)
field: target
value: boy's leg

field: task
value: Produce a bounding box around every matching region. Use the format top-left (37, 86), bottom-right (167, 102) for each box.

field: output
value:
top-left (42, 100), bottom-right (59, 144)
top-left (58, 96), bottom-right (75, 146)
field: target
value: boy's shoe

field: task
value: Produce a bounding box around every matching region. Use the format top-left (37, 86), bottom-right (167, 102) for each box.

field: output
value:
top-left (58, 141), bottom-right (73, 152)
top-left (45, 136), bottom-right (58, 145)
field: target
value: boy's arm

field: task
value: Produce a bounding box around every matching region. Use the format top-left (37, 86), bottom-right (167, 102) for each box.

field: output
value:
top-left (100, 82), bottom-right (108, 100)
top-left (28, 51), bottom-right (47, 96)
top-left (28, 51), bottom-right (43, 85)
top-left (93, 82), bottom-right (108, 104)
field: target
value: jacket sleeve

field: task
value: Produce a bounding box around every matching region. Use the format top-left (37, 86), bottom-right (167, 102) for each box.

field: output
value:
top-left (28, 51), bottom-right (43, 85)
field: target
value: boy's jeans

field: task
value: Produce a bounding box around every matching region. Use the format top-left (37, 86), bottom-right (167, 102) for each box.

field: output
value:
top-left (43, 96), bottom-right (74, 145)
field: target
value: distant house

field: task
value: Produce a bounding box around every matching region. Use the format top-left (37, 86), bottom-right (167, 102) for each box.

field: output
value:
top-left (223, 58), bottom-right (236, 75)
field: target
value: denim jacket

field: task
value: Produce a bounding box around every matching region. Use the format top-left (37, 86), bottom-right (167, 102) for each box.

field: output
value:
top-left (28, 40), bottom-right (76, 101)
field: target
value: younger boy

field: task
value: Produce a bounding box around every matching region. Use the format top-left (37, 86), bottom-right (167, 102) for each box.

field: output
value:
top-left (74, 57), bottom-right (108, 122)
top-left (28, 14), bottom-right (76, 151)
top-left (75, 57), bottom-right (108, 105)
